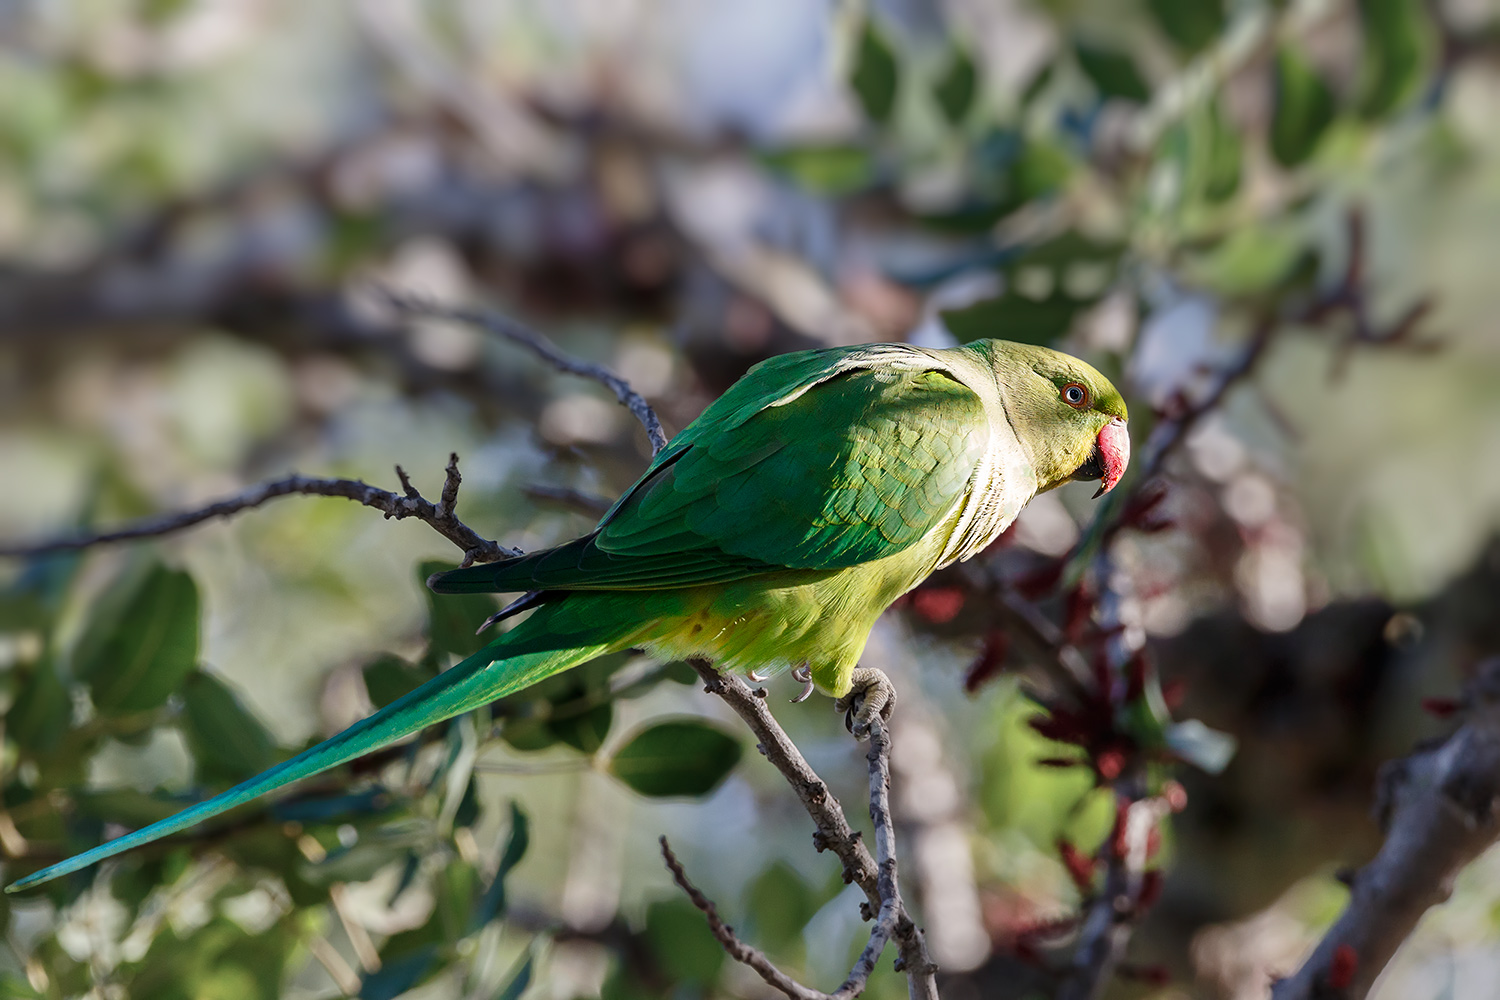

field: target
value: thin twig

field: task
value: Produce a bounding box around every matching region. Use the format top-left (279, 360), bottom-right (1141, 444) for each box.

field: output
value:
top-left (834, 717), bottom-right (907, 998)
top-left (0, 453), bottom-right (518, 566)
top-left (385, 293), bottom-right (669, 454)
top-left (659, 837), bottom-right (826, 1000)
top-left (1057, 777), bottom-right (1170, 1000)
top-left (1272, 657), bottom-right (1500, 1000)
top-left (687, 661), bottom-right (939, 999)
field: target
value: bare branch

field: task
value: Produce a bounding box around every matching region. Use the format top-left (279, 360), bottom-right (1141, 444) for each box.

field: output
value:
top-left (385, 292), bottom-right (669, 454)
top-left (1272, 657), bottom-right (1500, 1000)
top-left (687, 661), bottom-right (939, 1000)
top-left (0, 453), bottom-right (518, 566)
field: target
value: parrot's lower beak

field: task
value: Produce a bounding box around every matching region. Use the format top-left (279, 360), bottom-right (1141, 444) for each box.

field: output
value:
top-left (1073, 417), bottom-right (1130, 499)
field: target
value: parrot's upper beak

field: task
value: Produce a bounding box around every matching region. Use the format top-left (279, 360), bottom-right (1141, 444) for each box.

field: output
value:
top-left (1072, 417), bottom-right (1130, 499)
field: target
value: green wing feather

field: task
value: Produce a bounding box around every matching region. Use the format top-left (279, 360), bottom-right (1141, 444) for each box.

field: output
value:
top-left (6, 598), bottom-right (637, 893)
top-left (432, 353), bottom-right (989, 595)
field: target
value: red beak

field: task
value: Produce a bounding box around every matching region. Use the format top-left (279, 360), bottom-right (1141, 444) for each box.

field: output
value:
top-left (1092, 417), bottom-right (1130, 498)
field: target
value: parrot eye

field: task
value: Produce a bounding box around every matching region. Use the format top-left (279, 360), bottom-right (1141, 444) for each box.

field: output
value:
top-left (1061, 382), bottom-right (1089, 408)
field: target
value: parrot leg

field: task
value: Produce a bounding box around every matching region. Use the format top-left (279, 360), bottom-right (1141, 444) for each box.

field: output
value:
top-left (834, 667), bottom-right (897, 740)
top-left (790, 663), bottom-right (815, 704)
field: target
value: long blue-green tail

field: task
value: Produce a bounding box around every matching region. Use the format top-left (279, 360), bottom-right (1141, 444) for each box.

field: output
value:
top-left (6, 599), bottom-right (631, 893)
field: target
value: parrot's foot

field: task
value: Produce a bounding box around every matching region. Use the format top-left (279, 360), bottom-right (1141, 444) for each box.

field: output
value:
top-left (834, 667), bottom-right (897, 740)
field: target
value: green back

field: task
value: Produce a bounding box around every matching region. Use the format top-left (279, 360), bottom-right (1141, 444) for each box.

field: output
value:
top-left (434, 348), bottom-right (988, 594)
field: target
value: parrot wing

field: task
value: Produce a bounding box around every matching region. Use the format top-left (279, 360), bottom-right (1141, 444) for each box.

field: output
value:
top-left (431, 347), bottom-right (990, 594)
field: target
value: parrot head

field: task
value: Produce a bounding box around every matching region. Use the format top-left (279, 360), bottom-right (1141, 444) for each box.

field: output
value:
top-left (974, 340), bottom-right (1130, 497)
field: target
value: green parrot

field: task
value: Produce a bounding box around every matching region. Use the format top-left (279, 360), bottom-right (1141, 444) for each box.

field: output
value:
top-left (8, 339), bottom-right (1127, 892)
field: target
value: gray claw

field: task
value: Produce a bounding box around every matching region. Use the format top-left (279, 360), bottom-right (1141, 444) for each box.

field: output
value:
top-left (790, 664), bottom-right (814, 703)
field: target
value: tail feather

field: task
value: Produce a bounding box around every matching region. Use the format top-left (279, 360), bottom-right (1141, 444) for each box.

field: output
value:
top-left (6, 602), bottom-right (626, 893)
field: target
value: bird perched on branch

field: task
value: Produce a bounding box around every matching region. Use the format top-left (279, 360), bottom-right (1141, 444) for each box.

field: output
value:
top-left (10, 339), bottom-right (1127, 892)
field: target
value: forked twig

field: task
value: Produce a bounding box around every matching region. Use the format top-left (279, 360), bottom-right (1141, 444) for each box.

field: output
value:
top-left (683, 661), bottom-right (938, 999)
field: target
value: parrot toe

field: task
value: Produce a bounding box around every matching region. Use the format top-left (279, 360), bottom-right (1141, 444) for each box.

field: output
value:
top-left (835, 666), bottom-right (898, 740)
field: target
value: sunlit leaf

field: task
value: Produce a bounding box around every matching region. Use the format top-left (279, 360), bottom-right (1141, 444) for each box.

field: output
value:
top-left (608, 720), bottom-right (741, 797)
top-left (72, 563), bottom-right (199, 715)
top-left (1270, 46), bottom-right (1335, 167)
top-left (851, 21), bottom-right (899, 122)
top-left (1203, 100), bottom-right (1242, 201)
top-left (759, 146), bottom-right (874, 196)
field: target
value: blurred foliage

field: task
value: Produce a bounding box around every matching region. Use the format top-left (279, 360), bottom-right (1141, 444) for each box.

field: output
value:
top-left (0, 1), bottom-right (1497, 998)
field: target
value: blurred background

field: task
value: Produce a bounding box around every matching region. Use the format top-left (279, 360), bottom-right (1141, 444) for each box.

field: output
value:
top-left (0, 1), bottom-right (1498, 998)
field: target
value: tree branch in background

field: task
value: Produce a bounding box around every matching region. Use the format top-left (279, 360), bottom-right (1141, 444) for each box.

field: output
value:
top-left (0, 453), bottom-right (517, 566)
top-left (1057, 777), bottom-right (1174, 1000)
top-left (1272, 657), bottom-right (1500, 1000)
top-left (385, 292), bottom-right (670, 454)
top-left (1, 298), bottom-right (668, 562)
top-left (686, 660), bottom-right (939, 1000)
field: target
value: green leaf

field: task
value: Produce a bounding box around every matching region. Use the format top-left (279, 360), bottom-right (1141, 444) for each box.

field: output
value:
top-left (1270, 46), bottom-right (1336, 167)
top-left (421, 561), bottom-right (497, 659)
top-left (500, 714), bottom-right (557, 752)
top-left (746, 862), bottom-right (816, 954)
top-left (362, 654), bottom-right (437, 710)
top-left (470, 802), bottom-right (530, 930)
top-left (72, 563), bottom-right (199, 715)
top-left (1011, 138), bottom-right (1073, 201)
top-left (179, 671), bottom-right (277, 782)
top-left (1074, 40), bottom-right (1150, 103)
top-left (645, 898), bottom-right (725, 985)
top-left (1202, 100), bottom-right (1242, 202)
top-left (1146, 0), bottom-right (1226, 55)
top-left (9, 653), bottom-right (71, 754)
top-left (661, 661), bottom-right (699, 685)
top-left (551, 700), bottom-right (612, 754)
top-left (851, 21), bottom-right (899, 122)
top-left (608, 720), bottom-right (741, 798)
top-left (453, 774), bottom-right (482, 829)
top-left (934, 44), bottom-right (977, 124)
top-left (941, 291), bottom-right (1088, 345)
top-left (361, 946), bottom-right (440, 1000)
top-left (759, 146), bottom-right (874, 196)
top-left (492, 947), bottom-right (540, 1000)
top-left (493, 945), bottom-right (537, 1000)
top-left (1356, 0), bottom-right (1433, 118)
